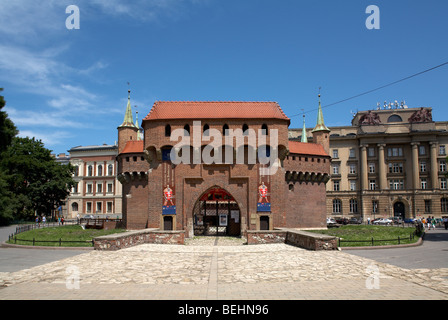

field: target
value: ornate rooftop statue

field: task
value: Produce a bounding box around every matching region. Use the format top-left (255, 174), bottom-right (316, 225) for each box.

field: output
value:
top-left (408, 107), bottom-right (433, 123)
top-left (359, 110), bottom-right (381, 125)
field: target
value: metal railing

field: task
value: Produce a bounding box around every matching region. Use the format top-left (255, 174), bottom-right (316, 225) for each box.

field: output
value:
top-left (338, 232), bottom-right (417, 247)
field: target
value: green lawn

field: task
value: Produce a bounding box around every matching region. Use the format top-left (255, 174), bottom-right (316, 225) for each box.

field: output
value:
top-left (309, 225), bottom-right (420, 247)
top-left (7, 225), bottom-right (127, 247)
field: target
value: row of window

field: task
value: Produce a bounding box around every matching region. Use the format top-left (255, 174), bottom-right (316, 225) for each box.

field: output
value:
top-left (72, 182), bottom-right (115, 194)
top-left (165, 124), bottom-right (269, 137)
top-left (332, 145), bottom-right (447, 159)
top-left (332, 198), bottom-right (448, 214)
top-left (74, 164), bottom-right (114, 177)
top-left (71, 201), bottom-right (114, 214)
top-left (332, 178), bottom-right (448, 191)
top-left (332, 159), bottom-right (447, 175)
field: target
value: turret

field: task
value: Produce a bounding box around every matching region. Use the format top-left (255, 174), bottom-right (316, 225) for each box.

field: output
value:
top-left (117, 89), bottom-right (138, 154)
top-left (311, 94), bottom-right (330, 155)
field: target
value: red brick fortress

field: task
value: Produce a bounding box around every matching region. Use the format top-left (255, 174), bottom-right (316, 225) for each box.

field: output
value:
top-left (117, 94), bottom-right (331, 237)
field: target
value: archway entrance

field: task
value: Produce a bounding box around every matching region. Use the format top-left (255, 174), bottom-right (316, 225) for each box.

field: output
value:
top-left (193, 187), bottom-right (241, 236)
top-left (393, 201), bottom-right (405, 219)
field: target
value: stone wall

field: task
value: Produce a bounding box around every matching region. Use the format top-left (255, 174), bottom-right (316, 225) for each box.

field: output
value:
top-left (94, 229), bottom-right (185, 251)
top-left (246, 229), bottom-right (338, 250)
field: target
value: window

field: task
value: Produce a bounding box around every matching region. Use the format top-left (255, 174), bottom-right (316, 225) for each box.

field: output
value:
top-left (332, 199), bottom-right (342, 213)
top-left (223, 124), bottom-right (229, 136)
top-left (372, 200), bottom-right (378, 213)
top-left (332, 165), bottom-right (339, 175)
top-left (86, 202), bottom-right (92, 213)
top-left (107, 202), bottom-right (113, 213)
top-left (389, 162), bottom-right (403, 173)
top-left (261, 124), bottom-right (268, 135)
top-left (421, 178), bottom-right (427, 190)
top-left (86, 183), bottom-right (93, 194)
top-left (420, 161), bottom-right (426, 173)
top-left (369, 180), bottom-right (377, 191)
top-left (388, 147), bottom-right (403, 157)
top-left (74, 166), bottom-right (79, 177)
top-left (165, 124), bottom-right (171, 137)
top-left (442, 198), bottom-right (448, 213)
top-left (97, 183), bottom-right (102, 194)
top-left (184, 124), bottom-right (190, 136)
top-left (369, 163), bottom-right (375, 173)
top-left (97, 165), bottom-right (103, 176)
top-left (419, 145), bottom-right (426, 155)
top-left (349, 199), bottom-right (358, 213)
top-left (107, 183), bottom-right (113, 193)
top-left (349, 149), bottom-right (356, 158)
top-left (441, 178), bottom-right (447, 190)
top-left (368, 147), bottom-right (375, 157)
top-left (425, 200), bottom-right (431, 213)
top-left (71, 202), bottom-right (78, 212)
top-left (349, 164), bottom-right (356, 174)
top-left (88, 165), bottom-right (93, 176)
top-left (439, 145), bottom-right (446, 156)
top-left (108, 164), bottom-right (113, 176)
top-left (96, 202), bottom-right (102, 213)
top-left (203, 124), bottom-right (210, 137)
top-left (389, 179), bottom-right (404, 190)
top-left (440, 160), bottom-right (447, 172)
top-left (332, 149), bottom-right (339, 159)
top-left (333, 180), bottom-right (340, 191)
top-left (387, 115), bottom-right (403, 122)
top-left (350, 181), bottom-right (357, 191)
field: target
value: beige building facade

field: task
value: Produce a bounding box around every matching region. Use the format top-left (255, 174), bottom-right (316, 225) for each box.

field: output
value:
top-left (290, 105), bottom-right (448, 221)
top-left (65, 144), bottom-right (123, 219)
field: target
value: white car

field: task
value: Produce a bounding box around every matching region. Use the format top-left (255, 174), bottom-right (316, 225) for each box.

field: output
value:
top-left (326, 218), bottom-right (337, 225)
top-left (373, 218), bottom-right (392, 225)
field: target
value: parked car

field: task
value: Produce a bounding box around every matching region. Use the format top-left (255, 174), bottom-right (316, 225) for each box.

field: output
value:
top-left (373, 218), bottom-right (392, 225)
top-left (83, 214), bottom-right (95, 219)
top-left (349, 217), bottom-right (362, 224)
top-left (335, 217), bottom-right (349, 225)
top-left (327, 218), bottom-right (339, 228)
top-left (404, 218), bottom-right (416, 224)
top-left (392, 217), bottom-right (403, 224)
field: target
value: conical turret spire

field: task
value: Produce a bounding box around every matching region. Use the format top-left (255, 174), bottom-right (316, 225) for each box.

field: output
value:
top-left (312, 93), bottom-right (330, 133)
top-left (301, 114), bottom-right (308, 143)
top-left (119, 89), bottom-right (136, 128)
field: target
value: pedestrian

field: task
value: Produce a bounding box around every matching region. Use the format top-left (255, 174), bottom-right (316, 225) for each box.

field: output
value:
top-left (367, 217), bottom-right (371, 225)
top-left (431, 216), bottom-right (436, 230)
top-left (42, 215), bottom-right (46, 226)
top-left (444, 217), bottom-right (448, 230)
top-left (76, 213), bottom-right (80, 224)
top-left (35, 216), bottom-right (39, 227)
top-left (61, 216), bottom-right (64, 225)
top-left (58, 216), bottom-right (61, 225)
top-left (427, 216), bottom-right (431, 230)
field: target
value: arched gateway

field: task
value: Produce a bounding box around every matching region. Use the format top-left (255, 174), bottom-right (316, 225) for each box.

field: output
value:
top-left (192, 187), bottom-right (241, 237)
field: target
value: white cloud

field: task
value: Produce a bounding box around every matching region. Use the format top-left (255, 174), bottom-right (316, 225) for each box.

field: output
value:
top-left (18, 129), bottom-right (73, 146)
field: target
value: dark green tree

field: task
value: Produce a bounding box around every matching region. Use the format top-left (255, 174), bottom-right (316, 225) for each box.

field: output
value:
top-left (0, 88), bottom-right (19, 224)
top-left (1, 137), bottom-right (76, 220)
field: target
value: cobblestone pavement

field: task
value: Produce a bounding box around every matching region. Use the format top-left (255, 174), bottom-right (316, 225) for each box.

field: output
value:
top-left (0, 237), bottom-right (447, 300)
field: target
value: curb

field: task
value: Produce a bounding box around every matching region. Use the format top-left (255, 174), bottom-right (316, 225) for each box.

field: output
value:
top-left (0, 241), bottom-right (93, 250)
top-left (340, 234), bottom-right (424, 250)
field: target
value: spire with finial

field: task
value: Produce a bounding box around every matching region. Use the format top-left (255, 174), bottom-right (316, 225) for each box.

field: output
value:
top-left (312, 89), bottom-right (330, 133)
top-left (118, 87), bottom-right (136, 128)
top-left (135, 105), bottom-right (143, 140)
top-left (301, 111), bottom-right (308, 143)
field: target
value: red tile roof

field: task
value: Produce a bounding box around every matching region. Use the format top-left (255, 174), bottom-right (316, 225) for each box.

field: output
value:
top-left (288, 141), bottom-right (329, 157)
top-left (143, 101), bottom-right (290, 123)
top-left (121, 140), bottom-right (144, 154)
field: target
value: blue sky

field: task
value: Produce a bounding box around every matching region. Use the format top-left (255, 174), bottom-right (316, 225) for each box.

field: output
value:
top-left (1, 0), bottom-right (447, 155)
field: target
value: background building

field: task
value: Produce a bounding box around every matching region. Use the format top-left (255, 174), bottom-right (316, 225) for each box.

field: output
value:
top-left (290, 103), bottom-right (448, 221)
top-left (65, 144), bottom-right (122, 219)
